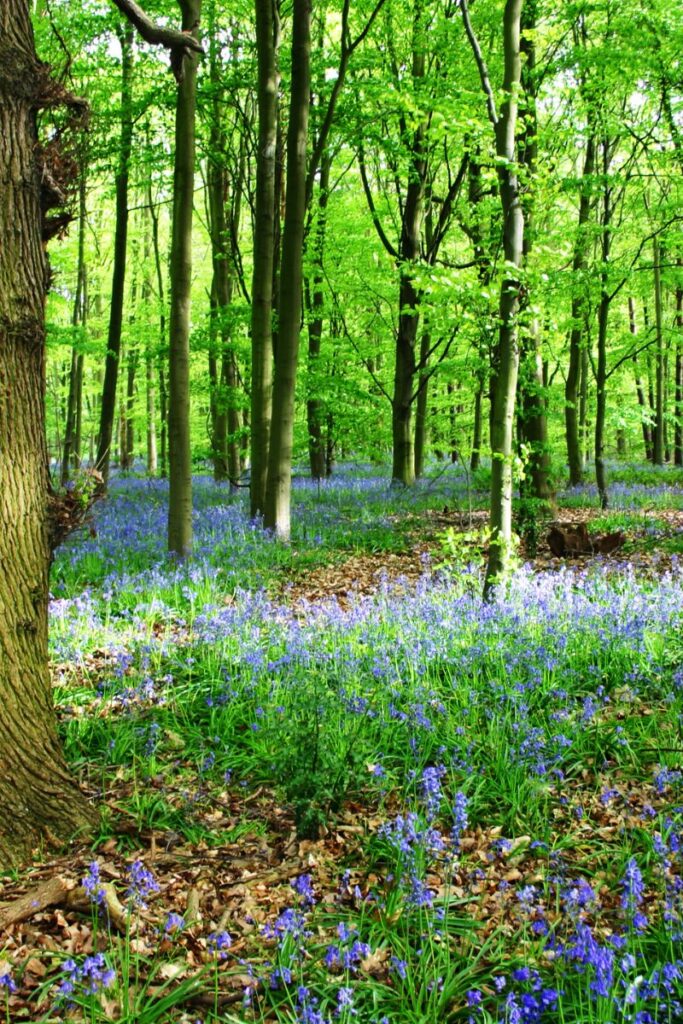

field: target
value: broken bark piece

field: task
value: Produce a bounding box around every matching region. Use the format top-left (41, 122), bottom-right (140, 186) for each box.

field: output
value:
top-left (547, 524), bottom-right (626, 557)
top-left (593, 530), bottom-right (625, 554)
top-left (0, 876), bottom-right (129, 933)
top-left (0, 875), bottom-right (74, 930)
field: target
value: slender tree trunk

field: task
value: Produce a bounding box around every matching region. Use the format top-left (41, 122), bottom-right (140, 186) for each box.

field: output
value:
top-left (148, 187), bottom-right (167, 477)
top-left (142, 213), bottom-right (157, 474)
top-left (250, 0), bottom-right (280, 516)
top-left (565, 120), bottom-right (596, 480)
top-left (61, 175), bottom-right (87, 485)
top-left (594, 138), bottom-right (613, 511)
top-left (595, 293), bottom-right (609, 508)
top-left (482, 0), bottom-right (524, 594)
top-left (579, 340), bottom-right (589, 466)
top-left (124, 350), bottom-right (137, 468)
top-left (206, 8), bottom-right (243, 487)
top-left (518, 0), bottom-right (551, 500)
top-left (414, 330), bottom-right (431, 478)
top-left (0, 0), bottom-right (96, 867)
top-left (653, 236), bottom-right (665, 465)
top-left (96, 24), bottom-right (134, 485)
top-left (159, 363), bottom-right (168, 477)
top-left (146, 352), bottom-right (157, 473)
top-left (167, 0), bottom-right (201, 557)
top-left (391, 4), bottom-right (427, 487)
top-left (675, 284), bottom-right (682, 466)
top-left (471, 381), bottom-right (483, 471)
top-left (306, 152), bottom-right (331, 481)
top-left (630, 298), bottom-right (654, 460)
top-left (264, 0), bottom-right (311, 539)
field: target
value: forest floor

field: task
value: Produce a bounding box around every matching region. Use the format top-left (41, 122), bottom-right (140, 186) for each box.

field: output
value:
top-left (1, 463), bottom-right (683, 1023)
top-left (283, 504), bottom-right (683, 606)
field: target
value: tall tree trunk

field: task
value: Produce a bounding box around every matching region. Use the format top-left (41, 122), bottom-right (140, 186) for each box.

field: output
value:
top-left (653, 236), bottom-right (665, 465)
top-left (167, 0), bottom-right (201, 557)
top-left (206, 6), bottom-right (243, 487)
top-left (391, 3), bottom-right (427, 487)
top-left (471, 380), bottom-right (483, 471)
top-left (414, 329), bottom-right (431, 478)
top-left (142, 210), bottom-right (157, 474)
top-left (565, 98), bottom-right (596, 481)
top-left (146, 353), bottom-right (157, 473)
top-left (61, 174), bottom-right (87, 485)
top-left (148, 186), bottom-right (167, 477)
top-left (159, 363), bottom-right (168, 477)
top-left (517, 0), bottom-right (551, 500)
top-left (250, 0), bottom-right (280, 516)
top-left (0, 0), bottom-right (96, 867)
top-left (594, 138), bottom-right (613, 511)
top-left (675, 284), bottom-right (682, 466)
top-left (264, 0), bottom-right (311, 539)
top-left (306, 152), bottom-right (331, 481)
top-left (124, 350), bottom-right (137, 469)
top-left (630, 298), bottom-right (654, 461)
top-left (475, 0), bottom-right (524, 594)
top-left (579, 340), bottom-right (589, 466)
top-left (96, 24), bottom-right (134, 485)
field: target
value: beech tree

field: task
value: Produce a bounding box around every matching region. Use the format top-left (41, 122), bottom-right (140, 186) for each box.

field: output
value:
top-left (461, 0), bottom-right (525, 592)
top-left (95, 22), bottom-right (135, 487)
top-left (0, 0), bottom-right (96, 867)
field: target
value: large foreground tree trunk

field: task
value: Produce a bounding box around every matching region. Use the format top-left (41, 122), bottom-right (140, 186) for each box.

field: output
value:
top-left (0, 0), bottom-right (96, 868)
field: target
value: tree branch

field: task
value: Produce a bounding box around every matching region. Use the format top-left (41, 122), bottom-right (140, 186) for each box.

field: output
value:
top-left (358, 144), bottom-right (399, 260)
top-left (460, 0), bottom-right (498, 127)
top-left (109, 0), bottom-right (203, 81)
top-left (323, 268), bottom-right (393, 404)
top-left (306, 0), bottom-right (388, 207)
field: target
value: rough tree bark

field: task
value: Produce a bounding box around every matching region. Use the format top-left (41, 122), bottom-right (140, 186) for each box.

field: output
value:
top-left (0, 0), bottom-right (96, 867)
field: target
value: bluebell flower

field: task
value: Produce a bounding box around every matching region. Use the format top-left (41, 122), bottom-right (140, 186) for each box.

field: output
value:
top-left (82, 861), bottom-right (105, 906)
top-left (126, 859), bottom-right (160, 908)
top-left (0, 973), bottom-right (16, 994)
top-left (164, 912), bottom-right (185, 934)
top-left (207, 930), bottom-right (232, 959)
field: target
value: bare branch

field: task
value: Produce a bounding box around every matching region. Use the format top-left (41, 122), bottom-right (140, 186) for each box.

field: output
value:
top-left (358, 144), bottom-right (399, 260)
top-left (459, 0), bottom-right (498, 126)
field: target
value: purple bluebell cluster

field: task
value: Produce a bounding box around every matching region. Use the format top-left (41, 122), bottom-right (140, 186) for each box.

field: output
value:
top-left (57, 953), bottom-right (115, 1002)
top-left (126, 859), bottom-right (160, 909)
